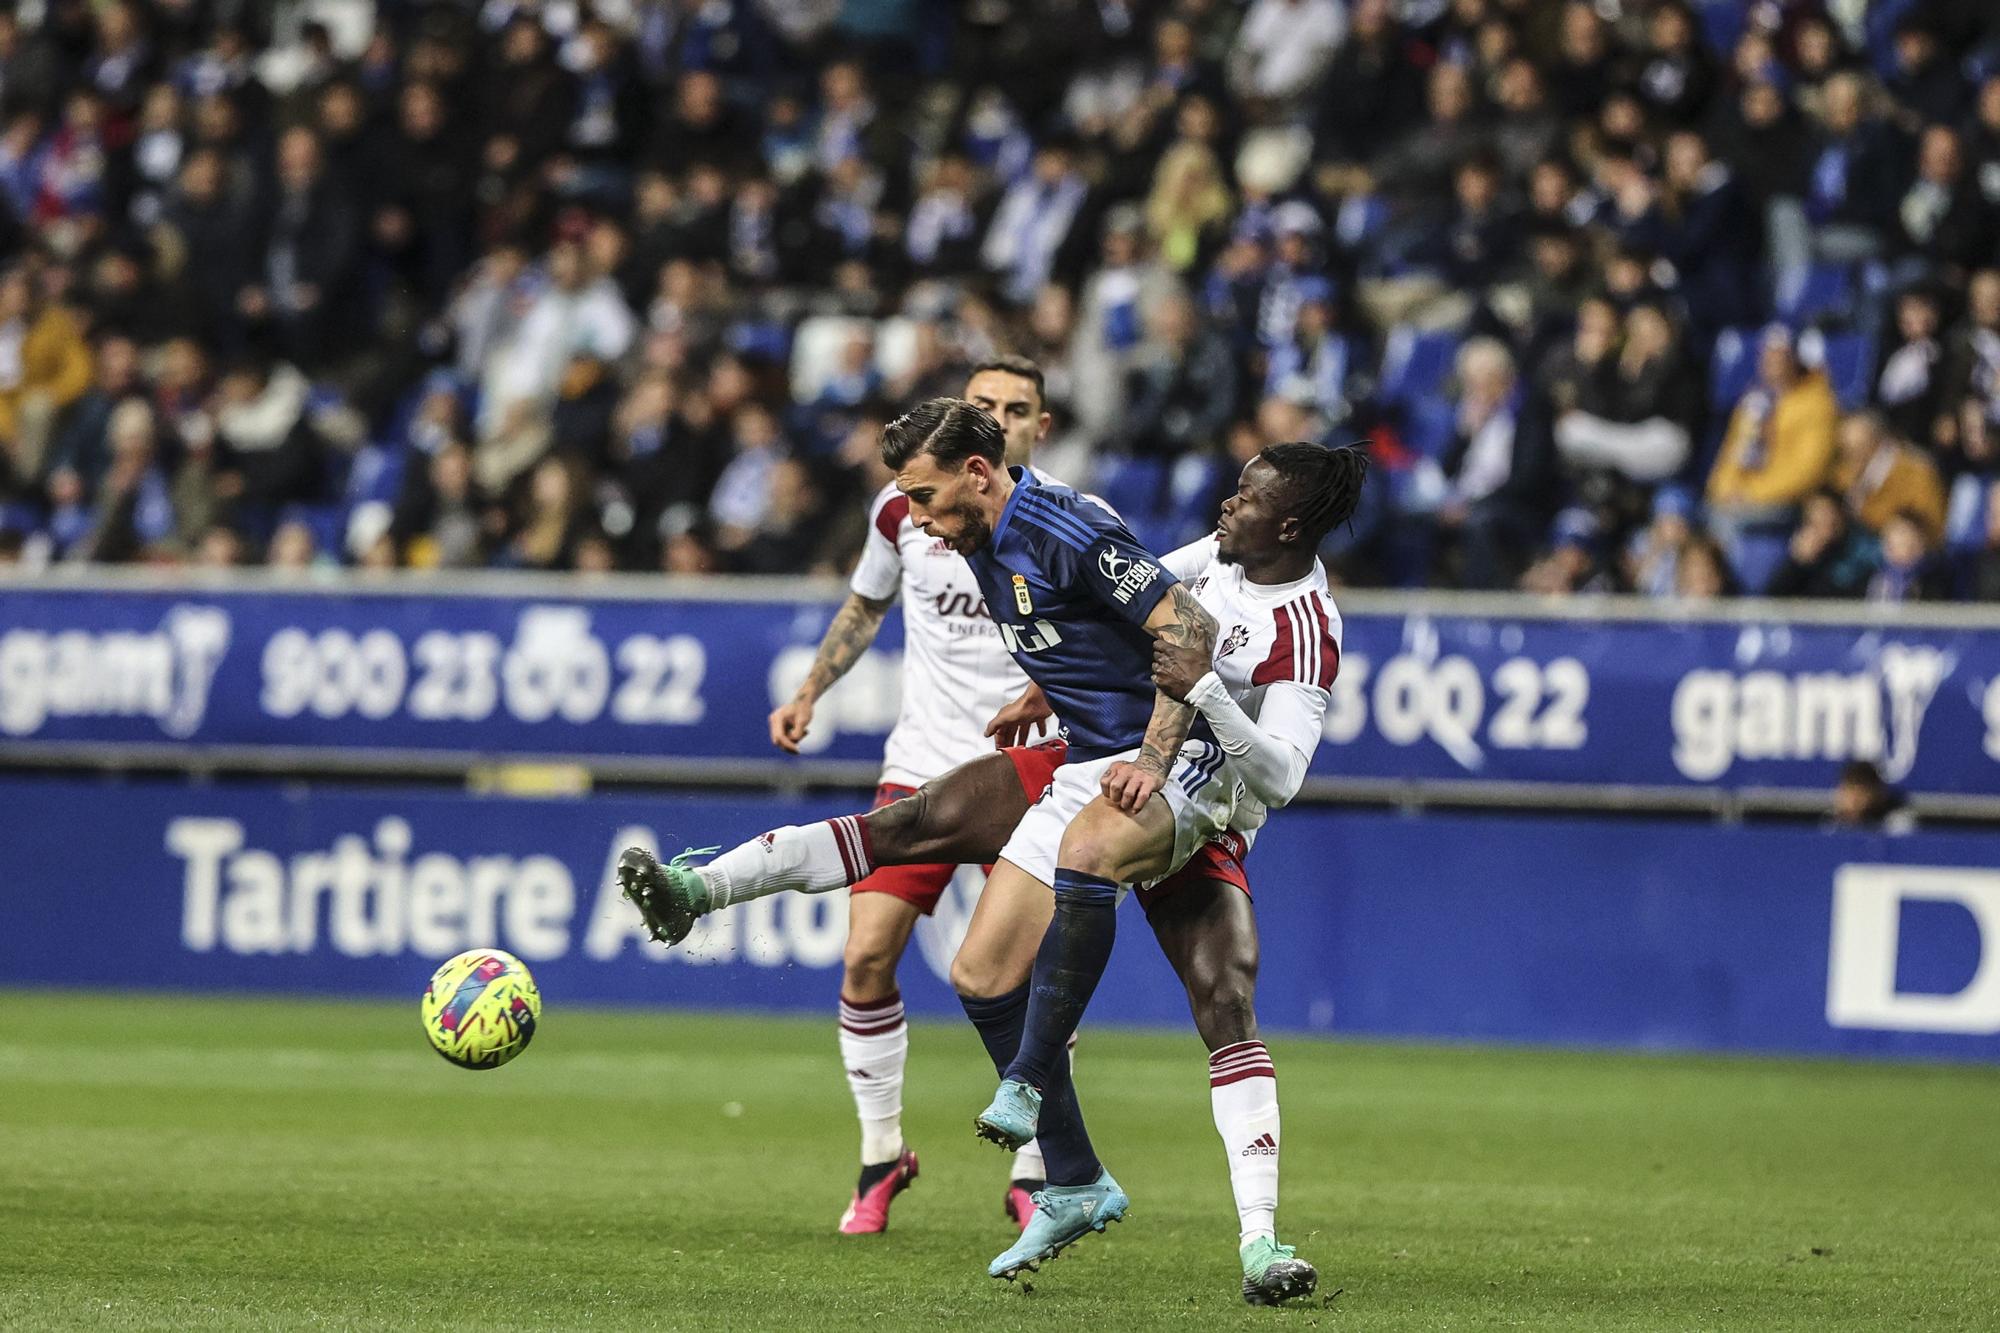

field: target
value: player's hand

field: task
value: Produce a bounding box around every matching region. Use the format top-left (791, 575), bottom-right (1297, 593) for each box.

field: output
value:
top-left (1151, 637), bottom-right (1208, 702)
top-left (769, 696), bottom-right (814, 753)
top-left (985, 683), bottom-right (1053, 749)
top-left (1101, 760), bottom-right (1164, 814)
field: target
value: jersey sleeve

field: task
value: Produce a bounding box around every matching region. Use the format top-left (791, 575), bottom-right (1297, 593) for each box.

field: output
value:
top-left (1161, 534), bottom-right (1219, 582)
top-left (849, 490), bottom-right (907, 602)
top-left (1076, 527), bottom-right (1178, 626)
top-left (1186, 674), bottom-right (1324, 808)
top-left (1251, 592), bottom-right (1341, 691)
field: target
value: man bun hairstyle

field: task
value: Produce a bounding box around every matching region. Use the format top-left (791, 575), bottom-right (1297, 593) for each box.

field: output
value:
top-left (880, 397), bottom-right (1007, 471)
top-left (1259, 441), bottom-right (1370, 543)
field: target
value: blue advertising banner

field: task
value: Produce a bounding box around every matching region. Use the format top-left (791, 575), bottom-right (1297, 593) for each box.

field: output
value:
top-left (4, 777), bottom-right (1997, 1061)
top-left (2, 575), bottom-right (1999, 797)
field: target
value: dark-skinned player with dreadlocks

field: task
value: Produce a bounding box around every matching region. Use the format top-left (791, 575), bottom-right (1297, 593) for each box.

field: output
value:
top-left (620, 425), bottom-right (1368, 1304)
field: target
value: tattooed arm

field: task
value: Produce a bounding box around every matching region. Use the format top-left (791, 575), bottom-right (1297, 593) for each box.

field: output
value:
top-left (1100, 583), bottom-right (1219, 813)
top-left (770, 591), bottom-right (895, 753)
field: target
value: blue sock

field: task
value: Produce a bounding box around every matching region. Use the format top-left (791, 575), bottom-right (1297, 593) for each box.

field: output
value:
top-left (1004, 868), bottom-right (1118, 1095)
top-left (959, 985), bottom-right (1100, 1186)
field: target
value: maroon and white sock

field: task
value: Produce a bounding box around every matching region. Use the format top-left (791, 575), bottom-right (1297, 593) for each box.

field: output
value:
top-left (1209, 1040), bottom-right (1280, 1245)
top-left (701, 816), bottom-right (875, 909)
top-left (839, 991), bottom-right (908, 1165)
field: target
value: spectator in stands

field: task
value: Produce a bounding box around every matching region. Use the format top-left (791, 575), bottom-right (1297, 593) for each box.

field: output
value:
top-left (1868, 507), bottom-right (1950, 602)
top-left (1834, 410), bottom-right (1946, 543)
top-left (1891, 125), bottom-right (1993, 282)
top-left (1828, 760), bottom-right (1916, 833)
top-left (1119, 290), bottom-right (1235, 460)
top-left (1552, 300), bottom-right (1696, 484)
top-left (982, 141), bottom-right (1091, 306)
top-left (242, 127), bottom-right (361, 372)
top-left (1313, 0), bottom-right (1421, 172)
top-left (1768, 488), bottom-right (1877, 599)
top-left (1625, 130), bottom-right (1760, 337)
top-left (1144, 137), bottom-right (1232, 274)
top-left (1520, 505), bottom-right (1612, 596)
top-left (1875, 290), bottom-right (1948, 449)
top-left (501, 454), bottom-right (589, 572)
top-left (1796, 71), bottom-right (1907, 267)
top-left (1437, 337), bottom-right (1551, 590)
top-left (1264, 277), bottom-right (1364, 427)
top-left (1970, 481), bottom-right (2000, 600)
top-left (1706, 326), bottom-right (1838, 550)
top-left (1624, 485), bottom-right (1694, 599)
top-left (1674, 532), bottom-right (1736, 600)
top-left (0, 264), bottom-right (92, 486)
top-left (1070, 207), bottom-right (1179, 444)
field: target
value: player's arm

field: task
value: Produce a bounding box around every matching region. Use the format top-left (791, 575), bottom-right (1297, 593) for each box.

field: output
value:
top-left (1104, 583), bottom-right (1218, 813)
top-left (1155, 635), bottom-right (1324, 807)
top-left (770, 590), bottom-right (894, 753)
top-left (985, 680), bottom-right (1054, 749)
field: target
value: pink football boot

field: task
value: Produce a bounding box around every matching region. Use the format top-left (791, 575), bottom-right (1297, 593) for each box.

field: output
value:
top-left (1004, 1179), bottom-right (1042, 1233)
top-left (837, 1147), bottom-right (919, 1234)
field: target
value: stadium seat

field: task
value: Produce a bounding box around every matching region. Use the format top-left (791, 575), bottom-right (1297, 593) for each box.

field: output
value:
top-left (1729, 527), bottom-right (1792, 595)
top-left (1093, 455), bottom-right (1168, 520)
top-left (1694, 0), bottom-right (1748, 56)
top-left (1707, 327), bottom-right (1760, 413)
top-left (1775, 263), bottom-right (1853, 327)
top-left (1820, 333), bottom-right (1876, 411)
top-left (1401, 397), bottom-right (1458, 459)
top-left (1378, 328), bottom-right (1459, 408)
top-left (344, 445), bottom-right (405, 507)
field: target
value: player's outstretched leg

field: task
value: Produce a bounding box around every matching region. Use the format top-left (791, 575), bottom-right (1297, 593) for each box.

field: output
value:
top-left (620, 752), bottom-right (1031, 946)
top-left (1147, 871), bottom-right (1318, 1305)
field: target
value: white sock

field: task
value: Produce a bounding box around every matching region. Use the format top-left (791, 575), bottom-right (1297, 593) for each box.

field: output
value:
top-left (701, 816), bottom-right (873, 910)
top-left (1010, 1031), bottom-right (1073, 1183)
top-left (839, 991), bottom-right (907, 1166)
top-left (1210, 1040), bottom-right (1280, 1247)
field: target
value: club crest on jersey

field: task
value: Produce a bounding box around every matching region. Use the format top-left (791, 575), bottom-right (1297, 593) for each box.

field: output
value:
top-left (1098, 548), bottom-right (1161, 604)
top-left (1216, 624), bottom-right (1250, 658)
top-left (1011, 574), bottom-right (1034, 615)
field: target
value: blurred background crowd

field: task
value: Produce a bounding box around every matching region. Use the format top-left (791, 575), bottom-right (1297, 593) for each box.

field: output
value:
top-left (3, 0), bottom-right (2000, 601)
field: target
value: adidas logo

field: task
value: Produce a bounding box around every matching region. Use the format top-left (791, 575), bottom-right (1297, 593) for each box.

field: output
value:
top-left (847, 1068), bottom-right (873, 1079)
top-left (1240, 1133), bottom-right (1278, 1157)
top-left (1080, 1199), bottom-right (1096, 1216)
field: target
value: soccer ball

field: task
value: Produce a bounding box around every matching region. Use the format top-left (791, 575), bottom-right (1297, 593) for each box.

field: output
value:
top-left (420, 949), bottom-right (541, 1070)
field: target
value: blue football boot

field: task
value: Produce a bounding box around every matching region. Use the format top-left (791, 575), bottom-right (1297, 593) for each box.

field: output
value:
top-left (973, 1079), bottom-right (1041, 1150)
top-left (987, 1169), bottom-right (1130, 1280)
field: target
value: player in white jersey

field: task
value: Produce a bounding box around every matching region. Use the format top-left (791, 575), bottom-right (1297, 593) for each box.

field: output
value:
top-left (763, 357), bottom-right (1071, 1234)
top-left (620, 441), bottom-right (1369, 1304)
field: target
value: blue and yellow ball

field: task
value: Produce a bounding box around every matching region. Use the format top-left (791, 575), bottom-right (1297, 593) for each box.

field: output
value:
top-left (420, 949), bottom-right (541, 1070)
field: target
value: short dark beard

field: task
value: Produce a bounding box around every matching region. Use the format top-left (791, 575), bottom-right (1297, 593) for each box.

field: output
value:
top-left (949, 503), bottom-right (992, 555)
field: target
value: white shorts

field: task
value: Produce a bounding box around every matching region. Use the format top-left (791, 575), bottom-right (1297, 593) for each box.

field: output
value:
top-left (995, 740), bottom-right (1239, 889)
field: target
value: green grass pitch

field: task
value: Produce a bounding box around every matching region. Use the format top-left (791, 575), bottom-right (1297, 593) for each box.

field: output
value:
top-left (4, 991), bottom-right (1997, 1331)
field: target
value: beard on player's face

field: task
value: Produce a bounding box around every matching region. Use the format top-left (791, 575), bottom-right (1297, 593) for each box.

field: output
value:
top-left (941, 501), bottom-right (992, 554)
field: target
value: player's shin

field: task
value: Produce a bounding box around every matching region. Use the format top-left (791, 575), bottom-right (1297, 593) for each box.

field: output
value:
top-left (1209, 1040), bottom-right (1281, 1245)
top-left (960, 985), bottom-right (1101, 1186)
top-left (1002, 869), bottom-right (1118, 1093)
top-left (839, 991), bottom-right (908, 1165)
top-left (699, 815), bottom-right (876, 909)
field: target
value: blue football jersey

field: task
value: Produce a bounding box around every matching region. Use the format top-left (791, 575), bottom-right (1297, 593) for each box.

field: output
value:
top-left (965, 468), bottom-right (1177, 759)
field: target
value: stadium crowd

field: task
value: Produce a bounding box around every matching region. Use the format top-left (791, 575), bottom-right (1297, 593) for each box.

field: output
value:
top-left (4, 0), bottom-right (2000, 601)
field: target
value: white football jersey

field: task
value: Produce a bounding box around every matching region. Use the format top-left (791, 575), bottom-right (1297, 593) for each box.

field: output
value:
top-left (849, 477), bottom-right (1039, 789)
top-left (1164, 534), bottom-right (1342, 839)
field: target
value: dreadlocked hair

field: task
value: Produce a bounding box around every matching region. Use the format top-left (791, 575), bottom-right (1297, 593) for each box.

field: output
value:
top-left (1259, 441), bottom-right (1370, 543)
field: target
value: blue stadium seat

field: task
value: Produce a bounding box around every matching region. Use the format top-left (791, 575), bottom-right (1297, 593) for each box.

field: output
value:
top-left (1402, 397), bottom-right (1458, 459)
top-left (1694, 0), bottom-right (1747, 56)
top-left (1775, 263), bottom-right (1853, 327)
top-left (1820, 333), bottom-right (1875, 411)
top-left (1093, 455), bottom-right (1168, 523)
top-left (1708, 327), bottom-right (1759, 412)
top-left (344, 445), bottom-right (406, 506)
top-left (1378, 328), bottom-right (1459, 408)
top-left (1728, 528), bottom-right (1792, 596)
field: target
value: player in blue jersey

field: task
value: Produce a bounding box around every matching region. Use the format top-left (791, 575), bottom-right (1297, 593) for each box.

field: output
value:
top-left (875, 398), bottom-right (1254, 1269)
